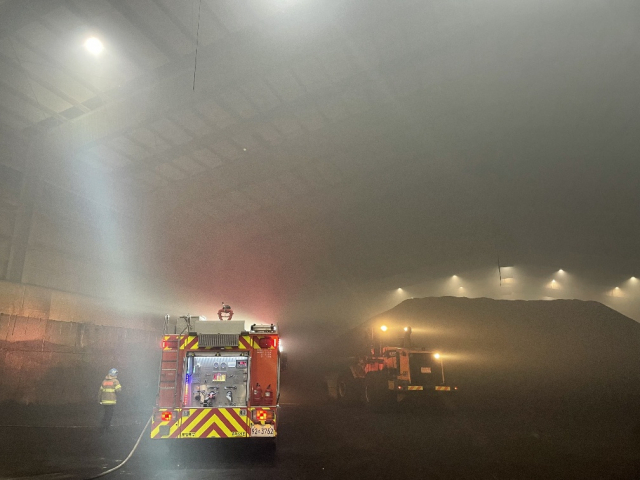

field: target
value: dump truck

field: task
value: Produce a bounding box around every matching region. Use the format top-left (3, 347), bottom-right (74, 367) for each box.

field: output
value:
top-left (327, 325), bottom-right (456, 409)
top-left (151, 311), bottom-right (282, 442)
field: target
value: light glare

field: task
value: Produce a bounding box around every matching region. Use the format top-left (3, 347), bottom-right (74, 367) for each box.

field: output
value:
top-left (380, 325), bottom-right (388, 332)
top-left (433, 353), bottom-right (440, 359)
top-left (84, 37), bottom-right (103, 55)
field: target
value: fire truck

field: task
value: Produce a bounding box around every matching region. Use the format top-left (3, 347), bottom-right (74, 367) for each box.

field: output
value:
top-left (327, 325), bottom-right (456, 409)
top-left (151, 309), bottom-right (281, 442)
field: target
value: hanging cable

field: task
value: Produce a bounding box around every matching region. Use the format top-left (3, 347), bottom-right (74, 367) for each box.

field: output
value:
top-left (193, 0), bottom-right (202, 91)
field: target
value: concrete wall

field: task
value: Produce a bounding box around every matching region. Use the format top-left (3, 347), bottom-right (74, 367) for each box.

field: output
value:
top-left (0, 280), bottom-right (163, 406)
top-left (0, 280), bottom-right (160, 330)
top-left (0, 313), bottom-right (159, 405)
top-left (0, 134), bottom-right (25, 280)
top-left (0, 139), bottom-right (180, 407)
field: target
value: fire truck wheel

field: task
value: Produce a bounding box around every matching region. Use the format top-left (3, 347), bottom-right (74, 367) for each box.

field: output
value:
top-left (337, 372), bottom-right (362, 406)
top-left (364, 372), bottom-right (393, 411)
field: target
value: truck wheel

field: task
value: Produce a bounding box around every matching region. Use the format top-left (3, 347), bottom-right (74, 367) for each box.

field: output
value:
top-left (364, 373), bottom-right (393, 411)
top-left (337, 372), bottom-right (362, 406)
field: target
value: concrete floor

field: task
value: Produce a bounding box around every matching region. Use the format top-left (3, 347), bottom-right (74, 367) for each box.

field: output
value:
top-left (2, 397), bottom-right (640, 480)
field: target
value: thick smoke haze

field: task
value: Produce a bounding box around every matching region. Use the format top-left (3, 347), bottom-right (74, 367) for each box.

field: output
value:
top-left (131, 0), bottom-right (640, 325)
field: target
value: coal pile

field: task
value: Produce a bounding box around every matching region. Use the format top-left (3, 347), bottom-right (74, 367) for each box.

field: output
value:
top-left (366, 297), bottom-right (640, 410)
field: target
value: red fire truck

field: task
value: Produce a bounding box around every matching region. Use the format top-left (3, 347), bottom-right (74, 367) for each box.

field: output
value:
top-left (151, 312), bottom-right (281, 442)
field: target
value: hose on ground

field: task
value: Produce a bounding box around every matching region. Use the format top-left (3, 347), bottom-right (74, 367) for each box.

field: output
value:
top-left (85, 415), bottom-right (152, 479)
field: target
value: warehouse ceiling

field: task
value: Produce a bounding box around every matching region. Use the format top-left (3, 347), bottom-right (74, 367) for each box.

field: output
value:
top-left (1, 0), bottom-right (639, 319)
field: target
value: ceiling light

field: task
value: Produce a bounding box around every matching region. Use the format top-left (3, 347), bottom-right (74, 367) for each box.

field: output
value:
top-left (84, 37), bottom-right (103, 55)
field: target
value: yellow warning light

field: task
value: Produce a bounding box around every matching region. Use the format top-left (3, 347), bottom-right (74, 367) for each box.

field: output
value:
top-left (380, 325), bottom-right (388, 332)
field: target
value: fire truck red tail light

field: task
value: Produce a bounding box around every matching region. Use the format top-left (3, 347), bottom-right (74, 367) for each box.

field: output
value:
top-left (251, 409), bottom-right (274, 423)
top-left (161, 411), bottom-right (172, 422)
top-left (258, 337), bottom-right (277, 349)
top-left (162, 340), bottom-right (168, 348)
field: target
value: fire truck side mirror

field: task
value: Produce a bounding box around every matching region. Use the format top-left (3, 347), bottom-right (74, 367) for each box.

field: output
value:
top-left (281, 352), bottom-right (288, 372)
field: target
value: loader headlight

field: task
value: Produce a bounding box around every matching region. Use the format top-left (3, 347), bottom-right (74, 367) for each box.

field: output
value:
top-left (433, 353), bottom-right (440, 360)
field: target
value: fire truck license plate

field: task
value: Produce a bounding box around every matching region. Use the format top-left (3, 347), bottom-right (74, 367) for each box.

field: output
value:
top-left (251, 424), bottom-right (275, 437)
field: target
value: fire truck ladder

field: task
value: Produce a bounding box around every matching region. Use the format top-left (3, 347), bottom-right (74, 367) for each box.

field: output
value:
top-left (157, 315), bottom-right (182, 409)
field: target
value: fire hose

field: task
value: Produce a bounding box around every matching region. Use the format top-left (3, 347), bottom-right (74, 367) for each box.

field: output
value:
top-left (84, 415), bottom-right (152, 479)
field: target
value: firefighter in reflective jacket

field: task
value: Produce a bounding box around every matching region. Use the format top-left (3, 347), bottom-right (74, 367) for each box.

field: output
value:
top-left (99, 368), bottom-right (122, 432)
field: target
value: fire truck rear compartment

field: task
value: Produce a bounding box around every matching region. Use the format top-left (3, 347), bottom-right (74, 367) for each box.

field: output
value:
top-left (186, 353), bottom-right (249, 408)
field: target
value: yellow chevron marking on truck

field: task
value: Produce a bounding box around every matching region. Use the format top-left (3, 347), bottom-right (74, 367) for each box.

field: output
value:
top-left (435, 386), bottom-right (451, 391)
top-left (407, 386), bottom-right (423, 391)
top-left (220, 408), bottom-right (245, 431)
top-left (176, 335), bottom-right (255, 350)
top-left (179, 408), bottom-right (248, 438)
top-left (150, 418), bottom-right (180, 439)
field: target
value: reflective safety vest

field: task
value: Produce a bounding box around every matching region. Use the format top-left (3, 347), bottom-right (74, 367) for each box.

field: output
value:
top-left (99, 375), bottom-right (122, 405)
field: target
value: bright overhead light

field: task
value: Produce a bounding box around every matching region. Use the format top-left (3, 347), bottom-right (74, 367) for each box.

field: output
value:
top-left (380, 325), bottom-right (388, 332)
top-left (433, 353), bottom-right (440, 359)
top-left (84, 37), bottom-right (103, 55)
top-left (558, 269), bottom-right (564, 273)
top-left (551, 279), bottom-right (556, 283)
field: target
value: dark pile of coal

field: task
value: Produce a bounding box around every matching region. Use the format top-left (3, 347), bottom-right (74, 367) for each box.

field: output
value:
top-left (367, 297), bottom-right (640, 410)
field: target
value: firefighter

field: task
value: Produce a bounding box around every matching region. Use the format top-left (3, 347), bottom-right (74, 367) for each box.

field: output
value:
top-left (99, 368), bottom-right (122, 433)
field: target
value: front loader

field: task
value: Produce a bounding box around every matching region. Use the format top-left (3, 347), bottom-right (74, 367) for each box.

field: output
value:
top-left (328, 325), bottom-right (457, 410)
